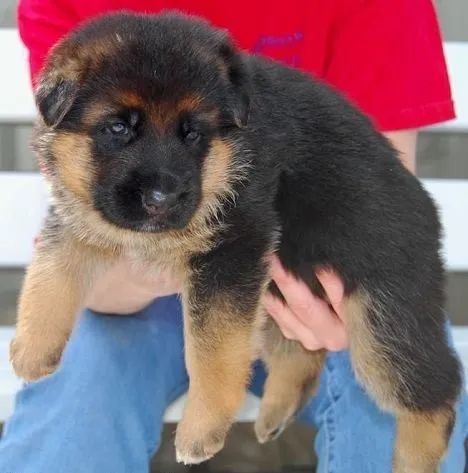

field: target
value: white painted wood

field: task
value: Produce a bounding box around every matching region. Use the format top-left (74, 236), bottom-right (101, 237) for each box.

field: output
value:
top-left (0, 326), bottom-right (259, 423)
top-left (0, 173), bottom-right (466, 271)
top-left (1, 326), bottom-right (468, 423)
top-left (429, 42), bottom-right (468, 132)
top-left (0, 29), bottom-right (466, 131)
top-left (0, 30), bottom-right (36, 124)
top-left (0, 173), bottom-right (49, 266)
top-left (422, 179), bottom-right (468, 272)
top-left (165, 393), bottom-right (260, 424)
top-left (0, 328), bottom-right (20, 422)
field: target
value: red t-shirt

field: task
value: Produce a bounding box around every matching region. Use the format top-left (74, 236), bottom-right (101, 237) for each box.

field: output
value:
top-left (18, 0), bottom-right (454, 131)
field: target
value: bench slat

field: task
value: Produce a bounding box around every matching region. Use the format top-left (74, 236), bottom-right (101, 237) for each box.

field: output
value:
top-left (0, 173), bottom-right (466, 271)
top-left (0, 327), bottom-right (259, 423)
top-left (0, 30), bottom-right (35, 124)
top-left (1, 326), bottom-right (467, 423)
top-left (0, 172), bottom-right (49, 266)
top-left (422, 179), bottom-right (468, 272)
top-left (0, 29), bottom-right (466, 132)
top-left (429, 42), bottom-right (468, 132)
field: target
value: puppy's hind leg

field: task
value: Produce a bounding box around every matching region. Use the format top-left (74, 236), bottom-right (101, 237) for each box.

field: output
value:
top-left (346, 290), bottom-right (461, 473)
top-left (255, 315), bottom-right (325, 443)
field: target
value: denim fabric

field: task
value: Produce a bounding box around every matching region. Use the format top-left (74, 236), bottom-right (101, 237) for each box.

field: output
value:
top-left (0, 295), bottom-right (466, 472)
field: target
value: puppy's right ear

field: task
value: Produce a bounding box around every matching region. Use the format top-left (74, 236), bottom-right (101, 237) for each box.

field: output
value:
top-left (35, 74), bottom-right (79, 128)
top-left (216, 34), bottom-right (250, 129)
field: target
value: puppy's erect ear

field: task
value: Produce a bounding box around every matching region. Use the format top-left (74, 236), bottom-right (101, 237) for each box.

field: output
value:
top-left (35, 76), bottom-right (79, 128)
top-left (218, 37), bottom-right (250, 128)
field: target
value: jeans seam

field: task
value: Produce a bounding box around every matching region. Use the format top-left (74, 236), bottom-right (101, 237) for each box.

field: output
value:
top-left (323, 357), bottom-right (338, 473)
top-left (324, 406), bottom-right (335, 473)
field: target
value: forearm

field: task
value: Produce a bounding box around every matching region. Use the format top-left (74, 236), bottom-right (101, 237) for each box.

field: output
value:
top-left (383, 130), bottom-right (418, 174)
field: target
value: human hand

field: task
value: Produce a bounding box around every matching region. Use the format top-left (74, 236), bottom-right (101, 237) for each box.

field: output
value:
top-left (262, 256), bottom-right (348, 351)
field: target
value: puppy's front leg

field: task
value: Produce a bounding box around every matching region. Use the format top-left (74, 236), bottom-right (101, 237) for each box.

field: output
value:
top-left (11, 238), bottom-right (96, 381)
top-left (175, 242), bottom-right (270, 464)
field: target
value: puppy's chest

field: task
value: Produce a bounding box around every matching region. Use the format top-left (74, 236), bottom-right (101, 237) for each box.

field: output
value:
top-left (123, 230), bottom-right (217, 276)
top-left (124, 246), bottom-right (188, 276)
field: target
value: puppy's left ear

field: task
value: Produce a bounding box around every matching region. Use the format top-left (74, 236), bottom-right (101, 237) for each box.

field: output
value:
top-left (35, 75), bottom-right (79, 128)
top-left (218, 39), bottom-right (250, 128)
top-left (34, 36), bottom-right (85, 129)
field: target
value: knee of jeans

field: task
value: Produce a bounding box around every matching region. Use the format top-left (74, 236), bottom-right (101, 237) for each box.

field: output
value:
top-left (59, 300), bottom-right (185, 381)
top-left (298, 350), bottom-right (355, 427)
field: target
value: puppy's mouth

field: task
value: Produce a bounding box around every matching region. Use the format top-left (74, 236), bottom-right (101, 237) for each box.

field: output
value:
top-left (137, 219), bottom-right (171, 232)
top-left (138, 206), bottom-right (178, 232)
top-left (94, 190), bottom-right (198, 234)
top-left (102, 207), bottom-right (192, 233)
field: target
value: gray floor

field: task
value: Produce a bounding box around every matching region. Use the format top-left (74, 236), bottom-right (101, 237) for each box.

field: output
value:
top-left (152, 423), bottom-right (317, 473)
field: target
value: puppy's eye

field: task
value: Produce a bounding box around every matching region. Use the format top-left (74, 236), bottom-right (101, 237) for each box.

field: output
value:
top-left (185, 130), bottom-right (200, 142)
top-left (181, 122), bottom-right (201, 144)
top-left (108, 122), bottom-right (129, 135)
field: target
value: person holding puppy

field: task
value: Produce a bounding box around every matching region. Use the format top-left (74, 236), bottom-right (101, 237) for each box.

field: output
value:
top-left (1, 1), bottom-right (466, 472)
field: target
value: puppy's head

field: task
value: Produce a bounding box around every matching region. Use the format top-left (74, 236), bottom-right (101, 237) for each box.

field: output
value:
top-left (35, 12), bottom-right (249, 232)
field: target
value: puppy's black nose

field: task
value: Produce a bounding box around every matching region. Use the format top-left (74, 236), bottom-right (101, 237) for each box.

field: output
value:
top-left (142, 189), bottom-right (174, 214)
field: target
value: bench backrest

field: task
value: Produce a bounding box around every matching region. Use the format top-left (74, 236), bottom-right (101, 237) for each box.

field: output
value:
top-left (0, 29), bottom-right (467, 271)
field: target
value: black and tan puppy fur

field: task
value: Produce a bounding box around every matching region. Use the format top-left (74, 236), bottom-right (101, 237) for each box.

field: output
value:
top-left (11, 12), bottom-right (461, 471)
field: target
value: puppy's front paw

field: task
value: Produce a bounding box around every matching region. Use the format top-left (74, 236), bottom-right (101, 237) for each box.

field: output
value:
top-left (175, 413), bottom-right (228, 465)
top-left (10, 336), bottom-right (62, 381)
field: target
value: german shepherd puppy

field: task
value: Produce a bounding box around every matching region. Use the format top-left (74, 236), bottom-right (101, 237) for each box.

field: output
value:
top-left (11, 12), bottom-right (461, 471)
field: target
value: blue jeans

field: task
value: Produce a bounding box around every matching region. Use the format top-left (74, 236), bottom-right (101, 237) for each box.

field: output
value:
top-left (0, 295), bottom-right (467, 472)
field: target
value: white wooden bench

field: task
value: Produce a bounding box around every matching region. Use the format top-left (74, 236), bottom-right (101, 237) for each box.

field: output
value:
top-left (0, 28), bottom-right (467, 424)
